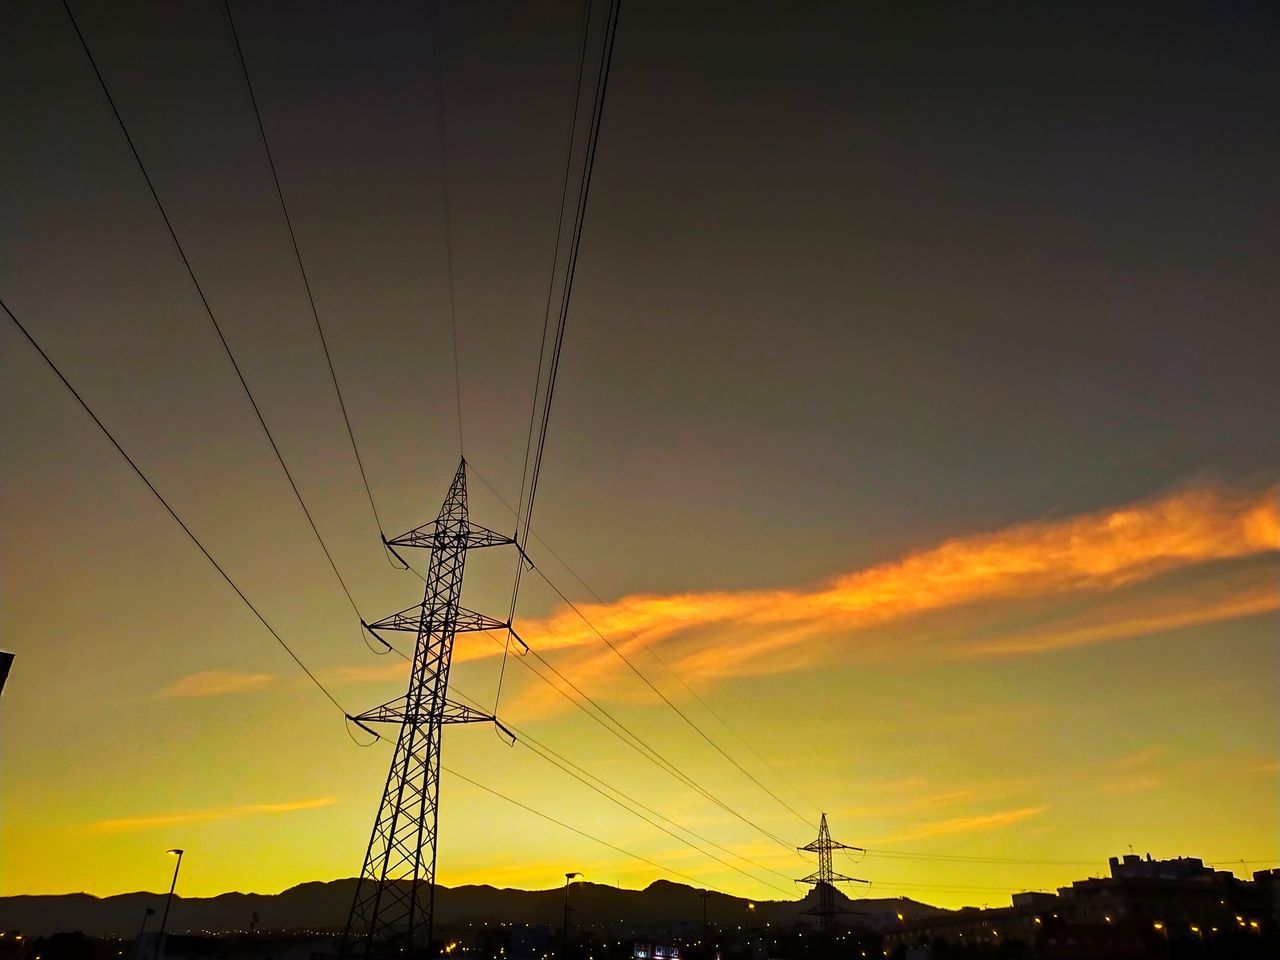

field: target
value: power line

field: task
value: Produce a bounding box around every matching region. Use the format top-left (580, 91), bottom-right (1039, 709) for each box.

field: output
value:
top-left (863, 850), bottom-right (1102, 867)
top-left (2, 296), bottom-right (350, 719)
top-left (372, 573), bottom-right (799, 855)
top-left (473, 463), bottom-right (819, 829)
top-left (531, 559), bottom-right (815, 829)
top-left (13, 296), bottom-right (1267, 892)
top-left (515, 736), bottom-right (794, 897)
top-left (0, 311), bottom-right (766, 894)
top-left (376, 626), bottom-right (798, 866)
top-left (61, 0), bottom-right (365, 620)
top-left (495, 0), bottom-right (594, 721)
top-left (514, 0), bottom-right (593, 555)
top-left (411, 645), bottom-right (1280, 899)
top-left (493, 623), bottom-right (798, 854)
top-left (442, 764), bottom-right (716, 891)
top-left (516, 641), bottom-right (797, 855)
top-left (521, 0), bottom-right (621, 543)
top-left (494, 0), bottom-right (622, 716)
top-left (468, 465), bottom-right (808, 849)
top-left (221, 0), bottom-right (390, 545)
top-left (519, 730), bottom-right (796, 892)
top-left (867, 880), bottom-right (1058, 894)
top-left (521, 523), bottom-right (817, 818)
top-left (428, 0), bottom-right (464, 456)
top-left (4, 291), bottom-right (764, 901)
top-left (446, 685), bottom-right (795, 896)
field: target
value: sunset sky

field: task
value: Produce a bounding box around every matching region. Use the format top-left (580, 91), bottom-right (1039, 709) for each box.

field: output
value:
top-left (2, 2), bottom-right (1278, 910)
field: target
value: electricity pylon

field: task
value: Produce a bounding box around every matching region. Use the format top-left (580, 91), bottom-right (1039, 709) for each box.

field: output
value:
top-left (796, 813), bottom-right (868, 942)
top-left (340, 458), bottom-right (520, 959)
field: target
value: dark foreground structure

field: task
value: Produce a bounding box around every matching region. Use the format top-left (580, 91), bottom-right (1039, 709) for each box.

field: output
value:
top-left (4, 857), bottom-right (1275, 960)
top-left (885, 855), bottom-right (1279, 959)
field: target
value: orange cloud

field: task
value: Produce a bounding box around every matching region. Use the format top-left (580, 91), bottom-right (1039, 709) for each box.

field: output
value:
top-left (497, 483), bottom-right (1276, 715)
top-left (156, 669), bottom-right (278, 699)
top-left (956, 574), bottom-right (1276, 660)
top-left (89, 798), bottom-right (337, 833)
top-left (155, 484), bottom-right (1278, 709)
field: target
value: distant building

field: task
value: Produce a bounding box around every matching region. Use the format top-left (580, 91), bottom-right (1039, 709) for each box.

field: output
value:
top-left (1254, 868), bottom-right (1280, 923)
top-left (1059, 853), bottom-right (1271, 934)
top-left (883, 853), bottom-right (1276, 958)
top-left (883, 896), bottom-right (1047, 953)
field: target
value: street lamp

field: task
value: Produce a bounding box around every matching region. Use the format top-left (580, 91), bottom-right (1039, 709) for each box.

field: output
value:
top-left (158, 850), bottom-right (184, 945)
top-left (130, 908), bottom-right (156, 960)
top-left (562, 873), bottom-right (583, 960)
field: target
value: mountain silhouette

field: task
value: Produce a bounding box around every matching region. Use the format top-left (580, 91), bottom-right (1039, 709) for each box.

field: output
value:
top-left (1, 879), bottom-right (944, 937)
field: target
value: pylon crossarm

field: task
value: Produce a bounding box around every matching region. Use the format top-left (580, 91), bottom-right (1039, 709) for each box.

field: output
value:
top-left (385, 519), bottom-right (514, 551)
top-left (459, 520), bottom-right (516, 548)
top-left (349, 698), bottom-right (413, 725)
top-left (366, 603), bottom-right (508, 634)
top-left (441, 700), bottom-right (498, 725)
top-left (364, 604), bottom-right (424, 633)
top-left (830, 873), bottom-right (870, 884)
top-left (349, 698), bottom-right (498, 727)
top-left (796, 870), bottom-right (864, 885)
top-left (437, 703), bottom-right (517, 742)
top-left (455, 608), bottom-right (511, 632)
top-left (383, 520), bottom-right (438, 549)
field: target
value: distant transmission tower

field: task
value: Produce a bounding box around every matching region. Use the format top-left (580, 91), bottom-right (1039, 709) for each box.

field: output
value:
top-left (796, 813), bottom-right (868, 941)
top-left (341, 459), bottom-right (518, 959)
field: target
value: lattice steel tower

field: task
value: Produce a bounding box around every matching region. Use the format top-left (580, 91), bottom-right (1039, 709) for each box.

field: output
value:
top-left (796, 813), bottom-right (867, 941)
top-left (341, 459), bottom-right (517, 959)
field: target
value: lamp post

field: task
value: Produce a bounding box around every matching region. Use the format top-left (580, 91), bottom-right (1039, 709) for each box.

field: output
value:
top-left (129, 908), bottom-right (155, 960)
top-left (562, 872), bottom-right (583, 960)
top-left (158, 850), bottom-right (184, 945)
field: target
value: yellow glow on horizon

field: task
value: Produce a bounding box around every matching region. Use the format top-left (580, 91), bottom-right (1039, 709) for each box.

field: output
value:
top-left (2, 483), bottom-right (1275, 908)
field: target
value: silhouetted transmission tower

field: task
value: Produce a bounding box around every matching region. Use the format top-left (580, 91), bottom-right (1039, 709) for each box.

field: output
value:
top-left (796, 813), bottom-right (868, 942)
top-left (340, 459), bottom-right (519, 959)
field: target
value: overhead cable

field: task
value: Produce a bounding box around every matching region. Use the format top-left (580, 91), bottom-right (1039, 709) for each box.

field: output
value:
top-left (447, 684), bottom-right (794, 895)
top-left (494, 0), bottom-right (623, 716)
top-left (61, 0), bottom-right (365, 619)
top-left (2, 296), bottom-right (351, 719)
top-left (222, 0), bottom-right (392, 547)
top-left (428, 0), bottom-right (464, 455)
top-left (471, 462), bottom-right (814, 832)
